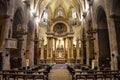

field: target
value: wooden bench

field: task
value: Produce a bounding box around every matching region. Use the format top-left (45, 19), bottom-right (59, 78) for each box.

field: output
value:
top-left (0, 70), bottom-right (47, 80)
top-left (67, 66), bottom-right (75, 80)
top-left (75, 70), bottom-right (120, 80)
top-left (0, 73), bottom-right (45, 80)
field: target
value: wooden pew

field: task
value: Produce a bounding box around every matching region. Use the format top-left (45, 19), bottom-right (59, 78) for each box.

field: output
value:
top-left (67, 66), bottom-right (75, 80)
top-left (75, 70), bottom-right (120, 80)
top-left (0, 70), bottom-right (47, 80)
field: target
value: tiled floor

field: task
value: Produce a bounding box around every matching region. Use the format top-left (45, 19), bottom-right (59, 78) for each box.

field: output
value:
top-left (49, 64), bottom-right (71, 80)
top-left (49, 69), bottom-right (71, 80)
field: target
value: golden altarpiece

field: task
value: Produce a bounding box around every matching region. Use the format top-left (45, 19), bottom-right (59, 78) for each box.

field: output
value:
top-left (41, 17), bottom-right (79, 64)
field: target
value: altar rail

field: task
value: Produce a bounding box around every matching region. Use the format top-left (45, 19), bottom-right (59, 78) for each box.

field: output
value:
top-left (0, 70), bottom-right (48, 80)
top-left (75, 70), bottom-right (120, 80)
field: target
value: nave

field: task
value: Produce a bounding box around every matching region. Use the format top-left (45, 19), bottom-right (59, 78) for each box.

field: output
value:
top-left (0, 63), bottom-right (120, 80)
top-left (0, 0), bottom-right (120, 80)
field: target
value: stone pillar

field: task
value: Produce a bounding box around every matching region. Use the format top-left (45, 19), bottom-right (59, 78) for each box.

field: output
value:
top-left (80, 41), bottom-right (84, 64)
top-left (50, 38), bottom-right (53, 61)
top-left (54, 38), bottom-right (57, 58)
top-left (90, 5), bottom-right (99, 68)
top-left (76, 39), bottom-right (80, 60)
top-left (86, 39), bottom-right (90, 66)
top-left (47, 37), bottom-right (50, 59)
top-left (81, 28), bottom-right (87, 65)
top-left (21, 24), bottom-right (27, 68)
top-left (67, 37), bottom-right (70, 62)
top-left (105, 0), bottom-right (118, 70)
top-left (70, 37), bottom-right (74, 59)
top-left (2, 0), bottom-right (15, 70)
top-left (64, 38), bottom-right (66, 58)
top-left (40, 39), bottom-right (44, 60)
top-left (29, 21), bottom-right (35, 67)
top-left (21, 8), bottom-right (29, 68)
top-left (29, 38), bottom-right (34, 67)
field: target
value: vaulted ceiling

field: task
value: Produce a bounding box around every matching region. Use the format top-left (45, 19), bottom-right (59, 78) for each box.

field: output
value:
top-left (29, 0), bottom-right (85, 20)
top-left (28, 0), bottom-right (89, 44)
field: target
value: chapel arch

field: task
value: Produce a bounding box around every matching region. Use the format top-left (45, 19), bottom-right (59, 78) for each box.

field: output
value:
top-left (10, 7), bottom-right (24, 69)
top-left (96, 6), bottom-right (111, 69)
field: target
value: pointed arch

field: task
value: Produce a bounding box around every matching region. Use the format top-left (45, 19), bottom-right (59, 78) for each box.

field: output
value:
top-left (96, 6), bottom-right (111, 69)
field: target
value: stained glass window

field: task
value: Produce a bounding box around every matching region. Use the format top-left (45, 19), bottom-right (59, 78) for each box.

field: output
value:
top-left (58, 10), bottom-right (63, 16)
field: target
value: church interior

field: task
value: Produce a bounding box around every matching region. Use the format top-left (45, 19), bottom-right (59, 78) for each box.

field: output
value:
top-left (0, 0), bottom-right (120, 80)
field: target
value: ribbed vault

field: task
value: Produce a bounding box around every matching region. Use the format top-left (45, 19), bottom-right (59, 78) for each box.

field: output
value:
top-left (29, 0), bottom-right (84, 21)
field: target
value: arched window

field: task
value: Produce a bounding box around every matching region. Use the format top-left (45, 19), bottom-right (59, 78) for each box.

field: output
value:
top-left (72, 9), bottom-right (77, 19)
top-left (43, 9), bottom-right (48, 20)
top-left (42, 8), bottom-right (48, 25)
top-left (58, 10), bottom-right (63, 16)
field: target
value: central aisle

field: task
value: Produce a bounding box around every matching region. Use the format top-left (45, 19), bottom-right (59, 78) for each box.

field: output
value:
top-left (49, 64), bottom-right (71, 80)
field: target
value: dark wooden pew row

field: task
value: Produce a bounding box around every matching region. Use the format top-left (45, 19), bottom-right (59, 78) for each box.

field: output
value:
top-left (67, 66), bottom-right (75, 80)
top-left (75, 70), bottom-right (120, 80)
top-left (0, 73), bottom-right (45, 80)
top-left (0, 70), bottom-right (48, 80)
top-left (1, 70), bottom-right (45, 73)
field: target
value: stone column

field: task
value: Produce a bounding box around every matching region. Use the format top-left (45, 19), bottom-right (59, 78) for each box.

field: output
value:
top-left (29, 38), bottom-right (35, 67)
top-left (21, 24), bottom-right (27, 68)
top-left (2, 0), bottom-right (15, 70)
top-left (90, 4), bottom-right (99, 68)
top-left (40, 46), bottom-right (44, 59)
top-left (64, 38), bottom-right (66, 58)
top-left (71, 37), bottom-right (74, 59)
top-left (76, 39), bottom-right (80, 60)
top-left (50, 38), bottom-right (53, 61)
top-left (86, 39), bottom-right (90, 66)
top-left (29, 20), bottom-right (35, 67)
top-left (54, 38), bottom-right (57, 58)
top-left (40, 39), bottom-right (44, 60)
top-left (86, 31), bottom-right (90, 66)
top-left (21, 7), bottom-right (29, 68)
top-left (105, 0), bottom-right (118, 70)
top-left (67, 37), bottom-right (70, 62)
top-left (80, 41), bottom-right (84, 64)
top-left (47, 37), bottom-right (50, 59)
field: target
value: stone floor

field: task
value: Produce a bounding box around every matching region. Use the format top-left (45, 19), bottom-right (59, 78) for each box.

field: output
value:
top-left (52, 64), bottom-right (67, 69)
top-left (48, 64), bottom-right (71, 80)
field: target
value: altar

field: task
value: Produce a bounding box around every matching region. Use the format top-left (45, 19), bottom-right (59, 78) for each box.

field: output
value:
top-left (55, 49), bottom-right (66, 64)
top-left (55, 39), bottom-right (66, 64)
top-left (55, 58), bottom-right (66, 64)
